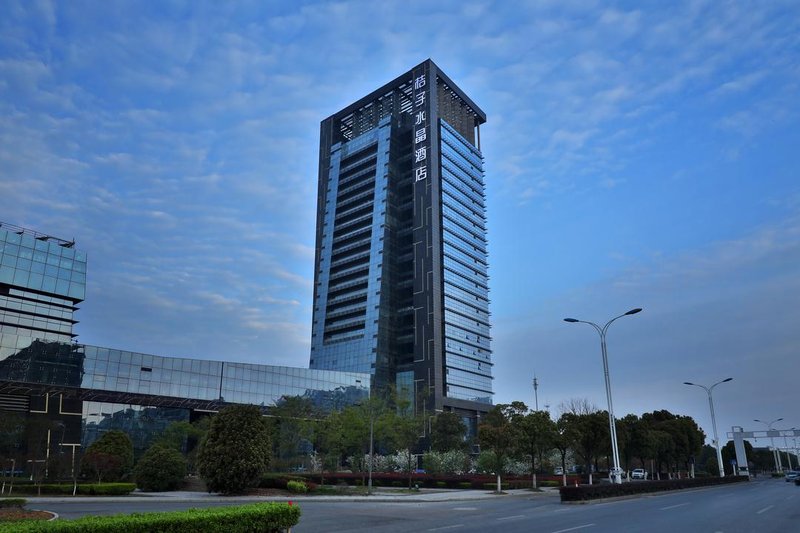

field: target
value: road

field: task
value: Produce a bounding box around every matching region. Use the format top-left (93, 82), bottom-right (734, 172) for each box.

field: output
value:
top-left (35, 478), bottom-right (799, 532)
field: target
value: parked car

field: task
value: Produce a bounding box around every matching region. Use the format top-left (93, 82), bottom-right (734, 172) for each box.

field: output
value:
top-left (632, 468), bottom-right (648, 480)
top-left (785, 470), bottom-right (800, 482)
top-left (554, 467), bottom-right (564, 475)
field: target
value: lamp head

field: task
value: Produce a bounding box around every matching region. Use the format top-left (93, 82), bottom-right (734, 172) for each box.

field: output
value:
top-left (563, 318), bottom-right (579, 323)
top-left (683, 382), bottom-right (694, 386)
top-left (722, 378), bottom-right (733, 383)
top-left (625, 308), bottom-right (643, 315)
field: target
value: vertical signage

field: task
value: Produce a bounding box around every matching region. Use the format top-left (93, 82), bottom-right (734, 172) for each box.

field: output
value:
top-left (411, 70), bottom-right (430, 185)
top-left (411, 64), bottom-right (433, 378)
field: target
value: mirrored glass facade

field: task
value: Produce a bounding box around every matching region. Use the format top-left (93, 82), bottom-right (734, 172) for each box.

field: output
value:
top-left (310, 60), bottom-right (493, 420)
top-left (1, 222), bottom-right (370, 468)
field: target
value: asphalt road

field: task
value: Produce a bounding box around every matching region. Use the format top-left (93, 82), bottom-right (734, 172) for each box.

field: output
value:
top-left (290, 478), bottom-right (799, 533)
top-left (34, 478), bottom-right (799, 532)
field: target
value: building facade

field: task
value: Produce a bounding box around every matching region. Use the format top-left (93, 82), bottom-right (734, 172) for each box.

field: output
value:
top-left (309, 60), bottom-right (493, 426)
top-left (0, 222), bottom-right (369, 461)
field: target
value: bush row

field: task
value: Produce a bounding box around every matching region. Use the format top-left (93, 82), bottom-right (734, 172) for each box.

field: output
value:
top-left (259, 473), bottom-right (317, 492)
top-left (559, 476), bottom-right (750, 502)
top-left (0, 498), bottom-right (27, 508)
top-left (0, 502), bottom-right (300, 533)
top-left (8, 483), bottom-right (136, 496)
top-left (299, 472), bottom-right (560, 489)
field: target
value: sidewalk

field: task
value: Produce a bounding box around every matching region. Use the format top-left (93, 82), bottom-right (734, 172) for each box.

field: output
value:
top-left (24, 487), bottom-right (559, 505)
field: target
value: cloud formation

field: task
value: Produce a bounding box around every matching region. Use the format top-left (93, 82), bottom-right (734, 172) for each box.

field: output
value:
top-left (1, 0), bottom-right (798, 437)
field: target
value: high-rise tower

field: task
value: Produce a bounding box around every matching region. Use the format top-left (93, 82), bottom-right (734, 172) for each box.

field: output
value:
top-left (309, 60), bottom-right (492, 424)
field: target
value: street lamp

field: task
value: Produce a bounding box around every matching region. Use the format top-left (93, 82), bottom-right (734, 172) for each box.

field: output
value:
top-left (564, 307), bottom-right (642, 484)
top-left (754, 418), bottom-right (784, 473)
top-left (683, 378), bottom-right (732, 478)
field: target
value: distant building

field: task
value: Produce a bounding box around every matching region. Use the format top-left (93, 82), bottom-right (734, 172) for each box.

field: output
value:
top-left (0, 222), bottom-right (369, 459)
top-left (309, 59), bottom-right (493, 430)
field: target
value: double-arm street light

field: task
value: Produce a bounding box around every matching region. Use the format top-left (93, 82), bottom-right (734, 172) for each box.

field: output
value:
top-left (683, 378), bottom-right (732, 478)
top-left (754, 417), bottom-right (784, 473)
top-left (564, 307), bottom-right (642, 484)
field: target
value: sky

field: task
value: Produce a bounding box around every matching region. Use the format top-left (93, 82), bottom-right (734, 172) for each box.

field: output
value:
top-left (1, 0), bottom-right (799, 449)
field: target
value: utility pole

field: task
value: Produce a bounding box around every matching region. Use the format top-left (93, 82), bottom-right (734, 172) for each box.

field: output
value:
top-left (533, 375), bottom-right (539, 411)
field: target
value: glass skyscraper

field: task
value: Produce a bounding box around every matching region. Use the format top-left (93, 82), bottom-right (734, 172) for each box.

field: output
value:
top-left (309, 60), bottom-right (493, 422)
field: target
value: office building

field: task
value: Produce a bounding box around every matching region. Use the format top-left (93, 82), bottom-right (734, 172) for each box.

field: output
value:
top-left (309, 59), bottom-right (493, 426)
top-left (0, 222), bottom-right (369, 459)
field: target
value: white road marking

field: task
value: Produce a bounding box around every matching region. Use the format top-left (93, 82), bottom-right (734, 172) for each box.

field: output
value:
top-left (451, 507), bottom-right (477, 511)
top-left (660, 502), bottom-right (690, 510)
top-left (551, 524), bottom-right (596, 533)
top-left (756, 505), bottom-right (774, 514)
top-left (428, 525), bottom-right (464, 531)
top-left (497, 515), bottom-right (525, 521)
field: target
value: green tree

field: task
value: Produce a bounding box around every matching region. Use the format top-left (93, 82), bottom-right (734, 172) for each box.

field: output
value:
top-left (511, 404), bottom-right (555, 489)
top-left (385, 392), bottom-right (426, 488)
top-left (81, 430), bottom-right (134, 482)
top-left (553, 415), bottom-right (576, 486)
top-left (561, 410), bottom-right (608, 484)
top-left (134, 444), bottom-right (187, 491)
top-left (722, 440), bottom-right (755, 474)
top-left (154, 418), bottom-right (210, 474)
top-left (478, 404), bottom-right (520, 492)
top-left (197, 405), bottom-right (271, 494)
top-left (430, 412), bottom-right (468, 452)
top-left (269, 396), bottom-right (315, 470)
top-left (310, 413), bottom-right (342, 485)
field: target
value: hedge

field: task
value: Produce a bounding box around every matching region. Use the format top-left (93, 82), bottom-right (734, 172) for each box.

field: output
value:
top-left (8, 483), bottom-right (136, 496)
top-left (0, 498), bottom-right (26, 508)
top-left (286, 480), bottom-right (307, 494)
top-left (301, 472), bottom-right (551, 489)
top-left (259, 474), bottom-right (317, 492)
top-left (0, 502), bottom-right (300, 533)
top-left (559, 476), bottom-right (750, 502)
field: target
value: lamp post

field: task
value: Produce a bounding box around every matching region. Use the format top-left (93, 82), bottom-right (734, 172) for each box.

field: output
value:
top-left (564, 307), bottom-right (642, 484)
top-left (754, 418), bottom-right (784, 473)
top-left (683, 378), bottom-right (732, 478)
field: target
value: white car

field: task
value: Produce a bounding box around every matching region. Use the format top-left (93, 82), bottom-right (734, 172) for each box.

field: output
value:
top-left (785, 471), bottom-right (799, 482)
top-left (631, 468), bottom-right (647, 480)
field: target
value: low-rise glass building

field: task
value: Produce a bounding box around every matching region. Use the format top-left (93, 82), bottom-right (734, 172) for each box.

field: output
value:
top-left (0, 222), bottom-right (369, 461)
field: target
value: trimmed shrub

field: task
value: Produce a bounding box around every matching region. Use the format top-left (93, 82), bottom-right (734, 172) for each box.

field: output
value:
top-left (9, 483), bottom-right (136, 496)
top-left (197, 405), bottom-right (271, 494)
top-left (0, 498), bottom-right (26, 508)
top-left (458, 482), bottom-right (472, 489)
top-left (559, 476), bottom-right (749, 502)
top-left (135, 445), bottom-right (187, 492)
top-left (286, 480), bottom-right (307, 493)
top-left (81, 430), bottom-right (134, 483)
top-left (0, 502), bottom-right (299, 533)
top-left (435, 481), bottom-right (447, 488)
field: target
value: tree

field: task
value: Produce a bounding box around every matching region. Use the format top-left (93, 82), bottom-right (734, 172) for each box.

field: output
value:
top-left (134, 444), bottom-right (187, 491)
top-left (511, 405), bottom-right (555, 489)
top-left (553, 415), bottom-right (576, 486)
top-left (197, 405), bottom-right (271, 494)
top-left (560, 410), bottom-right (608, 484)
top-left (722, 440), bottom-right (755, 475)
top-left (155, 418), bottom-right (210, 474)
top-left (81, 430), bottom-right (134, 482)
top-left (384, 392), bottom-right (426, 488)
top-left (310, 413), bottom-right (342, 485)
top-left (430, 412), bottom-right (468, 452)
top-left (478, 404), bottom-right (520, 492)
top-left (269, 396), bottom-right (315, 470)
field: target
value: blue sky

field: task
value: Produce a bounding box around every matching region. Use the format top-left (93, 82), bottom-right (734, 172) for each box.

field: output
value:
top-left (2, 0), bottom-right (799, 445)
